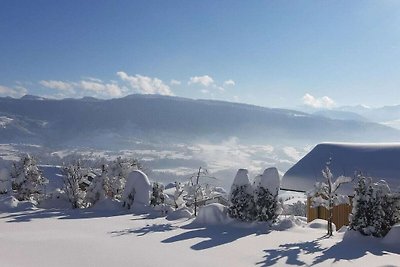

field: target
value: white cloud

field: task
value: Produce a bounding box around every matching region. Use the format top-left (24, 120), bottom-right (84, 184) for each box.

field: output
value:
top-left (79, 80), bottom-right (123, 97)
top-left (223, 79), bottom-right (235, 86)
top-left (200, 89), bottom-right (209, 94)
top-left (188, 75), bottom-right (214, 87)
top-left (302, 93), bottom-right (336, 109)
top-left (39, 80), bottom-right (75, 91)
top-left (117, 71), bottom-right (173, 96)
top-left (0, 85), bottom-right (27, 98)
top-left (170, 79), bottom-right (181, 85)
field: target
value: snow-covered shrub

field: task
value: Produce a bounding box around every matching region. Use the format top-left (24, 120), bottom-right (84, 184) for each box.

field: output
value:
top-left (350, 174), bottom-right (400, 237)
top-left (0, 168), bottom-right (11, 195)
top-left (170, 182), bottom-right (185, 209)
top-left (10, 154), bottom-right (48, 202)
top-left (107, 157), bottom-right (142, 200)
top-left (308, 161), bottom-right (351, 236)
top-left (85, 164), bottom-right (108, 206)
top-left (62, 162), bottom-right (86, 209)
top-left (150, 182), bottom-right (165, 207)
top-left (228, 169), bottom-right (256, 221)
top-left (253, 168), bottom-right (280, 222)
top-left (287, 200), bottom-right (307, 217)
top-left (122, 170), bottom-right (151, 209)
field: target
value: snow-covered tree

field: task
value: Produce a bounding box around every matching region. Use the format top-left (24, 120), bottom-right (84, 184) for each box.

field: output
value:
top-left (349, 174), bottom-right (373, 234)
top-left (85, 164), bottom-right (108, 206)
top-left (350, 176), bottom-right (400, 237)
top-left (308, 161), bottom-right (352, 236)
top-left (122, 170), bottom-right (151, 209)
top-left (253, 168), bottom-right (281, 222)
top-left (183, 167), bottom-right (211, 216)
top-left (150, 182), bottom-right (165, 207)
top-left (171, 182), bottom-right (185, 209)
top-left (0, 168), bottom-right (11, 195)
top-left (287, 201), bottom-right (307, 217)
top-left (10, 154), bottom-right (48, 202)
top-left (228, 169), bottom-right (256, 221)
top-left (62, 161), bottom-right (86, 209)
top-left (108, 157), bottom-right (142, 200)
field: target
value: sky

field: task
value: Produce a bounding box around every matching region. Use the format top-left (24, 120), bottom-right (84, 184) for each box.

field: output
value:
top-left (1, 0), bottom-right (400, 109)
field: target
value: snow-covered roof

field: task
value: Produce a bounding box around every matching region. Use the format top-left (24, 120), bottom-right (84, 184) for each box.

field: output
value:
top-left (282, 143), bottom-right (400, 195)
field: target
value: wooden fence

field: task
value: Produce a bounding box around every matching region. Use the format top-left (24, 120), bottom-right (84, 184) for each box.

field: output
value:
top-left (307, 197), bottom-right (353, 229)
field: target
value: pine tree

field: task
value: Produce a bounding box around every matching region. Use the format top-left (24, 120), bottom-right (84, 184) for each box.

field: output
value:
top-left (254, 187), bottom-right (279, 222)
top-left (349, 174), bottom-right (372, 233)
top-left (228, 184), bottom-right (256, 221)
top-left (10, 154), bottom-right (48, 202)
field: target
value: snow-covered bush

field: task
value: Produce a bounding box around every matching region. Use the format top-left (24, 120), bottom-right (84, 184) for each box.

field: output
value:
top-left (150, 182), bottom-right (165, 207)
top-left (85, 164), bottom-right (109, 206)
top-left (308, 161), bottom-right (351, 236)
top-left (122, 170), bottom-right (151, 209)
top-left (62, 162), bottom-right (86, 209)
top-left (286, 200), bottom-right (307, 217)
top-left (0, 168), bottom-right (11, 195)
top-left (228, 169), bottom-right (256, 221)
top-left (253, 168), bottom-right (281, 222)
top-left (350, 174), bottom-right (400, 237)
top-left (10, 154), bottom-right (48, 202)
top-left (107, 157), bottom-right (142, 200)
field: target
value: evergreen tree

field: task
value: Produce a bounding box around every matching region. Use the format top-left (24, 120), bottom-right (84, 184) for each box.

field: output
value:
top-left (349, 174), bottom-right (372, 233)
top-left (10, 154), bottom-right (48, 202)
top-left (228, 169), bottom-right (256, 221)
top-left (254, 187), bottom-right (279, 222)
top-left (350, 176), bottom-right (400, 237)
top-left (228, 184), bottom-right (256, 221)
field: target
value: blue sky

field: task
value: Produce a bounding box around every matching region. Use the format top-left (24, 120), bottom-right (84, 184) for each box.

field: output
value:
top-left (1, 1), bottom-right (400, 108)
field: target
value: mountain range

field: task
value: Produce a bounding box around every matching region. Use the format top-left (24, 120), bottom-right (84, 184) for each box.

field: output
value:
top-left (0, 94), bottom-right (399, 148)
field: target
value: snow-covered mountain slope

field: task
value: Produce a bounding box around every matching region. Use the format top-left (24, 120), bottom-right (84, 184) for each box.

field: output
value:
top-left (0, 95), bottom-right (399, 147)
top-left (281, 143), bottom-right (400, 194)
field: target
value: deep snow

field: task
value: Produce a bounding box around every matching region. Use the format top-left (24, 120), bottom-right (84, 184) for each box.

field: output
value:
top-left (0, 204), bottom-right (399, 267)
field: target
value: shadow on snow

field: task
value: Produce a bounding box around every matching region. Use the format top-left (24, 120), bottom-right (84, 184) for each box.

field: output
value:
top-left (161, 222), bottom-right (270, 251)
top-left (256, 234), bottom-right (399, 266)
top-left (0, 208), bottom-right (131, 222)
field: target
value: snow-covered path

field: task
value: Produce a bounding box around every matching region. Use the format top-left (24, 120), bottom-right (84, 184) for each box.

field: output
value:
top-left (0, 209), bottom-right (399, 266)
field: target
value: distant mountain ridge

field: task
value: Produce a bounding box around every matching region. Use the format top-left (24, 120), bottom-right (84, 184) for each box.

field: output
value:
top-left (0, 94), bottom-right (399, 147)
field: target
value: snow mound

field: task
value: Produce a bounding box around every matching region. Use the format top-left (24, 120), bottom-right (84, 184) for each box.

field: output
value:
top-left (383, 224), bottom-right (400, 247)
top-left (193, 203), bottom-right (230, 225)
top-left (307, 219), bottom-right (336, 231)
top-left (0, 195), bottom-right (36, 211)
top-left (91, 199), bottom-right (123, 211)
top-left (122, 170), bottom-right (152, 205)
top-left (272, 215), bottom-right (304, 231)
top-left (282, 143), bottom-right (400, 194)
top-left (0, 195), bottom-right (19, 210)
top-left (254, 167), bottom-right (280, 193)
top-left (166, 207), bottom-right (193, 220)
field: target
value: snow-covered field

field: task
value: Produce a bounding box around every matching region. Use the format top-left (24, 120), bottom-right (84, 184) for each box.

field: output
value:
top-left (1, 206), bottom-right (399, 267)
